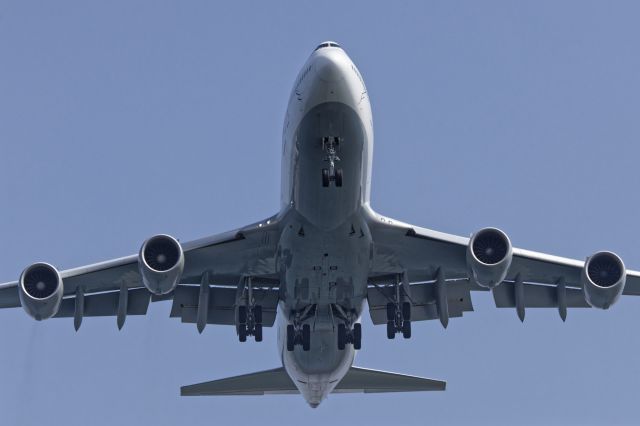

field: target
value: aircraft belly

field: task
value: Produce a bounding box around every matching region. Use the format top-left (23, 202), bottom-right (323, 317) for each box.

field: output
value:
top-left (277, 68), bottom-right (373, 406)
top-left (293, 102), bottom-right (366, 230)
top-left (278, 212), bottom-right (371, 311)
top-left (277, 202), bottom-right (373, 406)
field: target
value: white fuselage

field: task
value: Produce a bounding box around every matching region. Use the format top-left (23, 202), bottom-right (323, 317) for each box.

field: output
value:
top-left (275, 44), bottom-right (375, 407)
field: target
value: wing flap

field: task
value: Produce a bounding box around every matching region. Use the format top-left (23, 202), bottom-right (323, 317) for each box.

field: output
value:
top-left (367, 280), bottom-right (474, 325)
top-left (169, 285), bottom-right (279, 327)
top-left (0, 283), bottom-right (19, 308)
top-left (54, 288), bottom-right (151, 318)
top-left (493, 282), bottom-right (590, 308)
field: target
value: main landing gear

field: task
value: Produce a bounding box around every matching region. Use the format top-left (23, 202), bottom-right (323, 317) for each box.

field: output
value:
top-left (337, 323), bottom-right (362, 350)
top-left (321, 136), bottom-right (343, 188)
top-left (286, 323), bottom-right (311, 352)
top-left (386, 274), bottom-right (412, 339)
top-left (333, 305), bottom-right (362, 350)
top-left (286, 305), bottom-right (315, 352)
top-left (386, 301), bottom-right (411, 339)
top-left (237, 277), bottom-right (263, 342)
top-left (238, 304), bottom-right (262, 342)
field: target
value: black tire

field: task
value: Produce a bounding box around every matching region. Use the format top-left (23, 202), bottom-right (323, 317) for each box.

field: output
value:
top-left (353, 323), bottom-right (362, 350)
top-left (337, 323), bottom-right (346, 350)
top-left (254, 323), bottom-right (263, 342)
top-left (238, 306), bottom-right (247, 324)
top-left (239, 326), bottom-right (247, 342)
top-left (402, 320), bottom-right (412, 339)
top-left (286, 324), bottom-right (295, 351)
top-left (386, 303), bottom-right (395, 322)
top-left (335, 169), bottom-right (343, 187)
top-left (322, 169), bottom-right (330, 187)
top-left (254, 305), bottom-right (263, 324)
top-left (302, 324), bottom-right (311, 351)
top-left (386, 321), bottom-right (395, 339)
top-left (402, 301), bottom-right (412, 321)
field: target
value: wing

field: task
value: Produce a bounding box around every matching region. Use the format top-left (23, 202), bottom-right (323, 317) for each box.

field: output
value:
top-left (0, 213), bottom-right (283, 328)
top-left (365, 207), bottom-right (640, 324)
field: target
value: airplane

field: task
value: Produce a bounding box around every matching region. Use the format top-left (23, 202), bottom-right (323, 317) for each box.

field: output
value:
top-left (1, 41), bottom-right (639, 408)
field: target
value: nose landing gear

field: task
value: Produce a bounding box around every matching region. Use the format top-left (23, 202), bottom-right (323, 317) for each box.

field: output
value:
top-left (321, 136), bottom-right (343, 188)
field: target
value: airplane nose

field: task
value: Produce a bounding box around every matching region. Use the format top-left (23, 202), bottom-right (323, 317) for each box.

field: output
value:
top-left (314, 53), bottom-right (346, 83)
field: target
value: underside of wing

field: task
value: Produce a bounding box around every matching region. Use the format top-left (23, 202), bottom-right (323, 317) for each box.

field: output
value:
top-left (364, 206), bottom-right (640, 323)
top-left (165, 280), bottom-right (280, 328)
top-left (367, 276), bottom-right (475, 325)
top-left (0, 213), bottom-right (284, 330)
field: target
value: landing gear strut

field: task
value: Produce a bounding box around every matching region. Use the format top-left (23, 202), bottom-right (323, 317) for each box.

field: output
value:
top-left (386, 274), bottom-right (412, 339)
top-left (236, 277), bottom-right (263, 342)
top-left (333, 305), bottom-right (362, 350)
top-left (286, 305), bottom-right (315, 352)
top-left (321, 136), bottom-right (343, 188)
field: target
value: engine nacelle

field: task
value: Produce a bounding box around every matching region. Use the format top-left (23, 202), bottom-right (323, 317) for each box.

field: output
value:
top-left (582, 251), bottom-right (626, 309)
top-left (466, 227), bottom-right (513, 288)
top-left (138, 234), bottom-right (184, 295)
top-left (19, 263), bottom-right (64, 321)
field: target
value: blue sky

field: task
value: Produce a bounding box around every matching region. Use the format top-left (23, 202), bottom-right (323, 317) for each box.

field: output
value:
top-left (1, 1), bottom-right (640, 425)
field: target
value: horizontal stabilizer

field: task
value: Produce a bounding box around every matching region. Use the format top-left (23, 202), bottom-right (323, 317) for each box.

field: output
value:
top-left (181, 366), bottom-right (445, 396)
top-left (181, 367), bottom-right (297, 396)
top-left (334, 366), bottom-right (446, 393)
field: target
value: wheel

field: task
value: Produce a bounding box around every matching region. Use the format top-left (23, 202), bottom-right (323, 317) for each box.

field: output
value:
top-left (302, 324), bottom-right (311, 351)
top-left (386, 303), bottom-right (395, 322)
top-left (353, 323), bottom-right (362, 350)
top-left (286, 324), bottom-right (295, 351)
top-left (386, 321), bottom-right (395, 339)
top-left (253, 305), bottom-right (262, 324)
top-left (335, 169), bottom-right (343, 187)
top-left (238, 326), bottom-right (247, 342)
top-left (402, 301), bottom-right (412, 321)
top-left (322, 169), bottom-right (330, 187)
top-left (337, 323), bottom-right (346, 350)
top-left (402, 320), bottom-right (412, 339)
top-left (238, 306), bottom-right (247, 324)
top-left (254, 323), bottom-right (263, 342)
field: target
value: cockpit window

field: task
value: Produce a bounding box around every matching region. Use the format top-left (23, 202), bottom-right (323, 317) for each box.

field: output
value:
top-left (314, 42), bottom-right (341, 51)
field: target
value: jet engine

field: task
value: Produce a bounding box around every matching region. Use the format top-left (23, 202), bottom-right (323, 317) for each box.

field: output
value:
top-left (19, 262), bottom-right (64, 321)
top-left (466, 227), bottom-right (513, 288)
top-left (138, 234), bottom-right (184, 295)
top-left (582, 251), bottom-right (626, 309)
